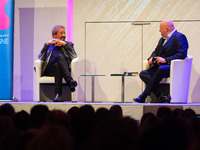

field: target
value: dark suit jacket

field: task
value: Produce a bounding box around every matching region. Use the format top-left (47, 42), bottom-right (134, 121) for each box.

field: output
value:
top-left (148, 30), bottom-right (188, 64)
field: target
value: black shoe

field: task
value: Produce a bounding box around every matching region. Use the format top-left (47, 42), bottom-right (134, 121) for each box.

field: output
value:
top-left (68, 80), bottom-right (77, 92)
top-left (133, 95), bottom-right (146, 103)
top-left (151, 93), bottom-right (171, 103)
top-left (53, 94), bottom-right (63, 102)
top-left (70, 87), bottom-right (76, 92)
top-left (69, 80), bottom-right (77, 89)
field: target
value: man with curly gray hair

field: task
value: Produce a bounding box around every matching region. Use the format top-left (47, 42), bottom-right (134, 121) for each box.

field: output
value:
top-left (38, 25), bottom-right (78, 102)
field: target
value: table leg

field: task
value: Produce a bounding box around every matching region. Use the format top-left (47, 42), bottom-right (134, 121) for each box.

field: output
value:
top-left (121, 76), bottom-right (124, 102)
top-left (92, 76), bottom-right (94, 102)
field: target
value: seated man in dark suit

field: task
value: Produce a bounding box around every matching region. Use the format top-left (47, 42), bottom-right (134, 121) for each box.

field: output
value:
top-left (38, 25), bottom-right (77, 102)
top-left (133, 20), bottom-right (189, 103)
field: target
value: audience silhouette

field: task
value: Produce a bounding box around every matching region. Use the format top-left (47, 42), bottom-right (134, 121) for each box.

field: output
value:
top-left (0, 103), bottom-right (15, 117)
top-left (0, 103), bottom-right (199, 150)
top-left (30, 104), bottom-right (49, 129)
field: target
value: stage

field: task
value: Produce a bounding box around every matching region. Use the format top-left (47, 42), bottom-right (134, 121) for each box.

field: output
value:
top-left (1, 101), bottom-right (200, 121)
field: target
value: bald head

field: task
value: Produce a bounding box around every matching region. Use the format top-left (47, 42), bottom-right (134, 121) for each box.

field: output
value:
top-left (159, 20), bottom-right (175, 37)
top-left (161, 20), bottom-right (175, 31)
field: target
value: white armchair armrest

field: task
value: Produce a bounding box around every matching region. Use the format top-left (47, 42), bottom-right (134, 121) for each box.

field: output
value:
top-left (35, 59), bottom-right (43, 78)
top-left (71, 57), bottom-right (79, 78)
top-left (142, 55), bottom-right (193, 103)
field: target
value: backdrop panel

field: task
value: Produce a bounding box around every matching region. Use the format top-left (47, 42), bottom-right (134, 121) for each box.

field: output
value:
top-left (85, 22), bottom-right (142, 102)
top-left (0, 0), bottom-right (14, 100)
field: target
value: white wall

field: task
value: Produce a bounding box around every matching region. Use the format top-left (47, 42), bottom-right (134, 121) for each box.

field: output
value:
top-left (73, 0), bottom-right (200, 102)
top-left (14, 0), bottom-right (200, 103)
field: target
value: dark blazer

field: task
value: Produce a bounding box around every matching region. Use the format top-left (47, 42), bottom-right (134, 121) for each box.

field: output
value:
top-left (148, 30), bottom-right (188, 63)
top-left (38, 41), bottom-right (77, 74)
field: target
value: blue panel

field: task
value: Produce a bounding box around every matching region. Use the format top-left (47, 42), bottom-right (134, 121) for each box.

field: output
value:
top-left (0, 0), bottom-right (14, 100)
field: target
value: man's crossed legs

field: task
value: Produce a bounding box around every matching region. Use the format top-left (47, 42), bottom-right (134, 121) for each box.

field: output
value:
top-left (133, 65), bottom-right (171, 103)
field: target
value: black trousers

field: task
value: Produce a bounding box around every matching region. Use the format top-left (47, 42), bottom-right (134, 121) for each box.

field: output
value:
top-left (139, 64), bottom-right (170, 97)
top-left (44, 54), bottom-right (72, 95)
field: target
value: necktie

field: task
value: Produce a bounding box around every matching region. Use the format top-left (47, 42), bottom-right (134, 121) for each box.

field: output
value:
top-left (162, 37), bottom-right (169, 46)
top-left (161, 38), bottom-right (165, 45)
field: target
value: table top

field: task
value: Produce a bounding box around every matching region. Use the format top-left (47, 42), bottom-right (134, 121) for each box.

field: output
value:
top-left (81, 74), bottom-right (137, 76)
top-left (110, 74), bottom-right (136, 76)
top-left (81, 75), bottom-right (106, 76)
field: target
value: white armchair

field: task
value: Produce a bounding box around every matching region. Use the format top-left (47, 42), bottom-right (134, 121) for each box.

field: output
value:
top-left (35, 57), bottom-right (79, 102)
top-left (143, 55), bottom-right (193, 103)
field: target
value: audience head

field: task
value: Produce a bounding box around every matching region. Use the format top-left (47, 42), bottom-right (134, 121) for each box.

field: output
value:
top-left (0, 116), bottom-right (14, 142)
top-left (184, 108), bottom-right (196, 117)
top-left (91, 116), bottom-right (139, 150)
top-left (140, 114), bottom-right (160, 136)
top-left (0, 103), bottom-right (15, 117)
top-left (67, 106), bottom-right (79, 117)
top-left (67, 106), bottom-right (79, 133)
top-left (171, 108), bottom-right (184, 118)
top-left (109, 105), bottom-right (123, 119)
top-left (27, 125), bottom-right (72, 150)
top-left (44, 109), bottom-right (71, 131)
top-left (0, 116), bottom-right (33, 150)
top-left (11, 110), bottom-right (30, 131)
top-left (177, 110), bottom-right (200, 141)
top-left (140, 112), bottom-right (155, 127)
top-left (156, 106), bottom-right (172, 119)
top-left (95, 107), bottom-right (109, 124)
top-left (75, 104), bottom-right (95, 134)
top-left (30, 104), bottom-right (49, 129)
top-left (139, 117), bottom-right (192, 150)
top-left (68, 105), bottom-right (95, 150)
top-left (94, 107), bottom-right (110, 132)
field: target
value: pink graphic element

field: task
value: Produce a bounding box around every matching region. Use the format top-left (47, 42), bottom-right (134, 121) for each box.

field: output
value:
top-left (67, 0), bottom-right (73, 42)
top-left (0, 0), bottom-right (10, 30)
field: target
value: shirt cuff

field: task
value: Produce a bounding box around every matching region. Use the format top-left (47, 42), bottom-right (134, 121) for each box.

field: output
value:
top-left (165, 58), bottom-right (170, 64)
